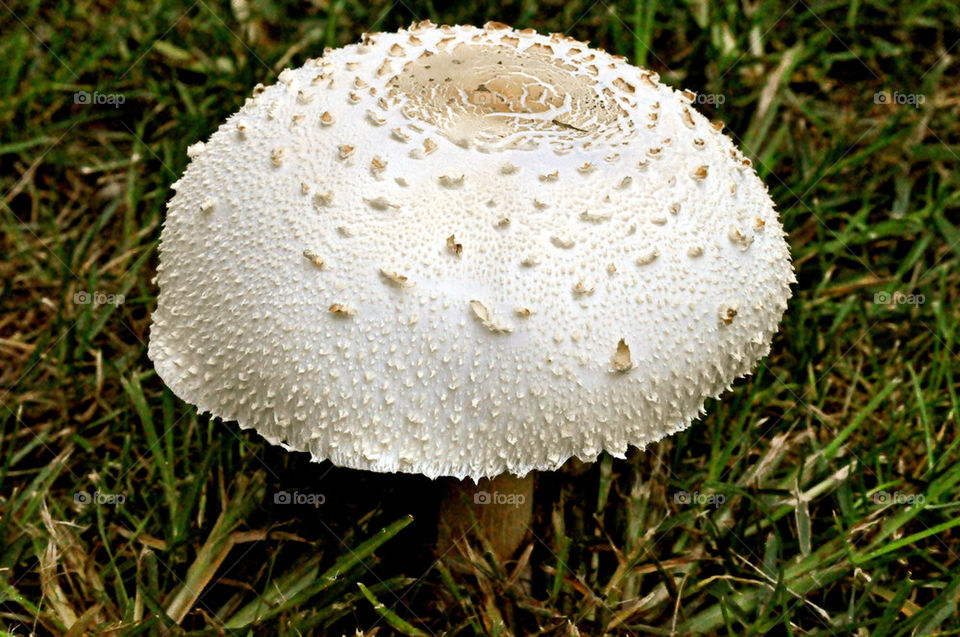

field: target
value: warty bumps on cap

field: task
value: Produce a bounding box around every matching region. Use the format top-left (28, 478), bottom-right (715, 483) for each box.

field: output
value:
top-left (149, 21), bottom-right (795, 480)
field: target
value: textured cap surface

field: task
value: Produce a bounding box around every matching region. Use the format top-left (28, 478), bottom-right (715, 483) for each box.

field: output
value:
top-left (149, 22), bottom-right (794, 479)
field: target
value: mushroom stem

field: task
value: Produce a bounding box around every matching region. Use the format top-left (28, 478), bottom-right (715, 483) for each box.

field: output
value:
top-left (436, 472), bottom-right (534, 568)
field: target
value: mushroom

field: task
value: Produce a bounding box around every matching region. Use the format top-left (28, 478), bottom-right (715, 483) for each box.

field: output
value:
top-left (149, 21), bottom-right (794, 566)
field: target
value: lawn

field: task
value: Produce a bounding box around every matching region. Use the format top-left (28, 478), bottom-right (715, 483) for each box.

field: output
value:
top-left (2, 0), bottom-right (959, 634)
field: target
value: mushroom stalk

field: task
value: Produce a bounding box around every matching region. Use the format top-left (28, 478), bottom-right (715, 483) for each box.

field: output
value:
top-left (437, 472), bottom-right (534, 567)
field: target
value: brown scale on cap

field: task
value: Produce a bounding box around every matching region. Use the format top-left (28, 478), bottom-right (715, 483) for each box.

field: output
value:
top-left (446, 234), bottom-right (463, 257)
top-left (573, 280), bottom-right (595, 296)
top-left (379, 267), bottom-right (412, 287)
top-left (613, 339), bottom-right (632, 372)
top-left (636, 248), bottom-right (659, 265)
top-left (438, 174), bottom-right (465, 188)
top-left (370, 157), bottom-right (387, 175)
top-left (719, 306), bottom-right (738, 325)
top-left (328, 303), bottom-right (356, 316)
top-left (313, 191), bottom-right (333, 207)
top-left (469, 300), bottom-right (512, 334)
top-left (303, 250), bottom-right (324, 268)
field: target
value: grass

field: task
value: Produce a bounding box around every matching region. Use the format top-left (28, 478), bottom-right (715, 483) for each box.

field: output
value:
top-left (2, 0), bottom-right (960, 634)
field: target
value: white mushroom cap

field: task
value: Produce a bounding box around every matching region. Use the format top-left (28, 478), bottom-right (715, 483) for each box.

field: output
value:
top-left (149, 22), bottom-right (794, 480)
